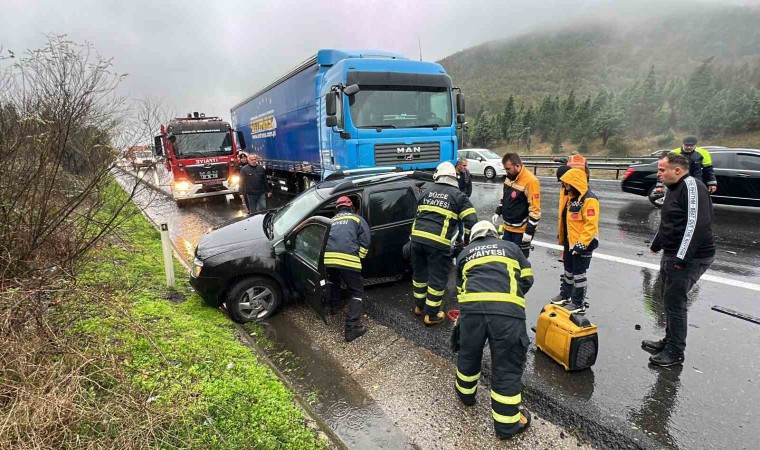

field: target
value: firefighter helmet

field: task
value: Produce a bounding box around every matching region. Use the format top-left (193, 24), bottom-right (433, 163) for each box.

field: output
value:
top-left (470, 220), bottom-right (499, 241)
top-left (433, 161), bottom-right (457, 181)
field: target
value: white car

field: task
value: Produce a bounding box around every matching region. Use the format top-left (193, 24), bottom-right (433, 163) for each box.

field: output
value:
top-left (458, 148), bottom-right (505, 180)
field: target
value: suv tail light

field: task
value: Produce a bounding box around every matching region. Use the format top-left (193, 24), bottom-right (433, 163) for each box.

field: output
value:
top-left (623, 167), bottom-right (635, 180)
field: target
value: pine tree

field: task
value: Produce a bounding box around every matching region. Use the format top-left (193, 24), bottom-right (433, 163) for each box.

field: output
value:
top-left (501, 95), bottom-right (516, 141)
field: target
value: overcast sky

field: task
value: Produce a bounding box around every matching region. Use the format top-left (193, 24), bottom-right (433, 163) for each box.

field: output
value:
top-left (1, 0), bottom-right (756, 125)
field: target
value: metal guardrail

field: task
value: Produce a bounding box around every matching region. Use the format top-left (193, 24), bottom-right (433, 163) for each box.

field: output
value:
top-left (517, 156), bottom-right (658, 179)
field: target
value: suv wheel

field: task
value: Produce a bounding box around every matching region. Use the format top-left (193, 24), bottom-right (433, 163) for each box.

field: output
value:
top-left (485, 166), bottom-right (496, 180)
top-left (227, 276), bottom-right (282, 323)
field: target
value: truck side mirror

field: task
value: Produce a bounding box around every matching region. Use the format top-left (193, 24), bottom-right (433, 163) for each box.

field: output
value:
top-left (326, 116), bottom-right (338, 127)
top-left (236, 130), bottom-right (247, 150)
top-left (457, 114), bottom-right (466, 124)
top-left (456, 93), bottom-right (466, 114)
top-left (153, 136), bottom-right (163, 156)
top-left (325, 92), bottom-right (336, 116)
top-left (343, 84), bottom-right (360, 96)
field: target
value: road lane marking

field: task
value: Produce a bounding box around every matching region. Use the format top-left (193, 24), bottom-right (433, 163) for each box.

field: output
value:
top-left (532, 240), bottom-right (760, 293)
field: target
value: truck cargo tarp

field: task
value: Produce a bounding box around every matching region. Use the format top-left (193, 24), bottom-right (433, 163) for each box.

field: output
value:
top-left (346, 71), bottom-right (452, 88)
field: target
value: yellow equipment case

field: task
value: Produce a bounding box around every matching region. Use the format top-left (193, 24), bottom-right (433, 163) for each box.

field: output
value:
top-left (535, 304), bottom-right (598, 371)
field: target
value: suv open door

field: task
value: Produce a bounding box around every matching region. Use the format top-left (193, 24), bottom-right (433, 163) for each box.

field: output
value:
top-left (281, 216), bottom-right (333, 322)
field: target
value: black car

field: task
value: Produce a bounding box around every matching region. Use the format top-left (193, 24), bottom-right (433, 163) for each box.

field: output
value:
top-left (622, 148), bottom-right (760, 207)
top-left (190, 170), bottom-right (434, 323)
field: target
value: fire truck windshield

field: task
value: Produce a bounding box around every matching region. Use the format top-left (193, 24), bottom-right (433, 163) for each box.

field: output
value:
top-left (171, 132), bottom-right (233, 157)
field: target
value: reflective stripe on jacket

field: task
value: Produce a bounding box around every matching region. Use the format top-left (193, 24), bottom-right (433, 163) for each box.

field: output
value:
top-left (324, 209), bottom-right (371, 271)
top-left (455, 236), bottom-right (534, 319)
top-left (496, 167), bottom-right (541, 235)
top-left (411, 182), bottom-right (477, 250)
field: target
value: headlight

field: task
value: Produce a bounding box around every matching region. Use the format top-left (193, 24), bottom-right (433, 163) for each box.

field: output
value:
top-left (229, 174), bottom-right (240, 185)
top-left (175, 181), bottom-right (191, 191)
top-left (192, 257), bottom-right (203, 277)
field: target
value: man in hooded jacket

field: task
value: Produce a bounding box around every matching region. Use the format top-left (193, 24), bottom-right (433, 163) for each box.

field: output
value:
top-left (550, 167), bottom-right (600, 314)
top-left (411, 161), bottom-right (478, 326)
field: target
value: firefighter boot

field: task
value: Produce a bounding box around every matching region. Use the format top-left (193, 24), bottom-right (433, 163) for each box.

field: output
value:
top-left (497, 408), bottom-right (532, 440)
top-left (345, 324), bottom-right (368, 343)
top-left (424, 311), bottom-right (445, 326)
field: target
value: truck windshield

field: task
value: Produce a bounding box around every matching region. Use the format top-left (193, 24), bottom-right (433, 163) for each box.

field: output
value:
top-left (272, 189), bottom-right (323, 236)
top-left (172, 132), bottom-right (233, 157)
top-left (349, 86), bottom-right (452, 129)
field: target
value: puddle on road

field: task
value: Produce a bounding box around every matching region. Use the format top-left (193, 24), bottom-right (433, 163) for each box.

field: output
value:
top-left (250, 314), bottom-right (417, 450)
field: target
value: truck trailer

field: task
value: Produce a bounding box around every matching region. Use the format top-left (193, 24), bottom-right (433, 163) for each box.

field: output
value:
top-left (154, 112), bottom-right (247, 206)
top-left (230, 49), bottom-right (465, 193)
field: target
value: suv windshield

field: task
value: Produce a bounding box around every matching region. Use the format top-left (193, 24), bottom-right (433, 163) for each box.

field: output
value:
top-left (172, 132), bottom-right (232, 157)
top-left (349, 86), bottom-right (452, 129)
top-left (273, 189), bottom-right (324, 236)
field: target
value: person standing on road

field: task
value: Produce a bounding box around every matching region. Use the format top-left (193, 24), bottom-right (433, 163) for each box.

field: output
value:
top-left (456, 157), bottom-right (473, 197)
top-left (453, 220), bottom-right (534, 439)
top-left (671, 136), bottom-right (718, 193)
top-left (550, 167), bottom-right (600, 314)
top-left (236, 152), bottom-right (249, 211)
top-left (411, 161), bottom-right (477, 326)
top-left (239, 154), bottom-right (272, 214)
top-left (324, 196), bottom-right (371, 342)
top-left (492, 153), bottom-right (541, 258)
top-left (645, 152), bottom-right (715, 367)
top-left (455, 157), bottom-right (473, 244)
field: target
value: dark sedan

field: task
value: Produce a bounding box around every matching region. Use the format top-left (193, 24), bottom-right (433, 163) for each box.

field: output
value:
top-left (622, 148), bottom-right (760, 207)
top-left (190, 170), bottom-right (433, 323)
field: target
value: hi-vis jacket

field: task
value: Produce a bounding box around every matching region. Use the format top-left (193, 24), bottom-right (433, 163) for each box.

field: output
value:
top-left (496, 167), bottom-right (542, 235)
top-left (558, 168), bottom-right (599, 251)
top-left (456, 236), bottom-right (534, 320)
top-left (411, 182), bottom-right (477, 250)
top-left (324, 209), bottom-right (371, 272)
top-left (671, 147), bottom-right (717, 187)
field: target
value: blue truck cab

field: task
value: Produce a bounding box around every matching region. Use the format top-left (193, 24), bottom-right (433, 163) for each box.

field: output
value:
top-left (230, 49), bottom-right (465, 193)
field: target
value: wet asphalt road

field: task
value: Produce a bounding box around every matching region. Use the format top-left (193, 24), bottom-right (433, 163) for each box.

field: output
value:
top-left (123, 170), bottom-right (760, 449)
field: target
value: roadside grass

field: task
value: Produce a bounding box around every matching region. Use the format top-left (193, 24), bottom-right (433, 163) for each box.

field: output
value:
top-left (0, 190), bottom-right (326, 450)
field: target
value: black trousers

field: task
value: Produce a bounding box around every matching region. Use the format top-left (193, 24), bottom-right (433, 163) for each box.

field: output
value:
top-left (326, 267), bottom-right (364, 327)
top-left (411, 242), bottom-right (451, 317)
top-left (455, 313), bottom-right (529, 438)
top-left (658, 255), bottom-right (713, 354)
top-left (559, 242), bottom-right (593, 305)
top-left (502, 230), bottom-right (530, 258)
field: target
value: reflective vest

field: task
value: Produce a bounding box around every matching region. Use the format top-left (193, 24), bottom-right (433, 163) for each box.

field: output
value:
top-left (496, 167), bottom-right (541, 235)
top-left (567, 154), bottom-right (587, 170)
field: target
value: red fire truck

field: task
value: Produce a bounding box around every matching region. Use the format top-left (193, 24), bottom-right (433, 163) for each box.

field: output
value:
top-left (154, 112), bottom-right (247, 206)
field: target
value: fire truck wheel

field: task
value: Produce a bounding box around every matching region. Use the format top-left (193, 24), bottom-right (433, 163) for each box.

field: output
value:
top-left (176, 199), bottom-right (189, 208)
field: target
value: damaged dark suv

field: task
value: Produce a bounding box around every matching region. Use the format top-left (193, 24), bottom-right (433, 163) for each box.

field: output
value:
top-left (189, 170), bottom-right (434, 323)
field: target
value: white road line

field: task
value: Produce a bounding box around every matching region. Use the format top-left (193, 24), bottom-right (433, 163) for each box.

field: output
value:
top-left (532, 240), bottom-right (760, 293)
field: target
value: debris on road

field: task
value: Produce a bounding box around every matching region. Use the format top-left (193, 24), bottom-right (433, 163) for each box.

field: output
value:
top-left (711, 305), bottom-right (760, 325)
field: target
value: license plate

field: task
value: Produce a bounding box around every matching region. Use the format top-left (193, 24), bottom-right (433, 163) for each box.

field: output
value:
top-left (199, 171), bottom-right (218, 180)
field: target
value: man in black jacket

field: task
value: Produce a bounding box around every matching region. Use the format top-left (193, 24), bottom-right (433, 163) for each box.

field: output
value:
top-left (454, 220), bottom-right (533, 439)
top-left (411, 161), bottom-right (477, 326)
top-left (324, 196), bottom-right (371, 342)
top-left (239, 154), bottom-right (271, 213)
top-left (456, 157), bottom-right (473, 197)
top-left (645, 152), bottom-right (715, 367)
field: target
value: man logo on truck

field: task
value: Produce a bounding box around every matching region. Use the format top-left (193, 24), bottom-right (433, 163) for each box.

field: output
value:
top-left (397, 146), bottom-right (422, 154)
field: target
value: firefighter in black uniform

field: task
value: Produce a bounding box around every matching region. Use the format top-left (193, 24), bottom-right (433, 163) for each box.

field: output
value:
top-left (323, 196), bottom-right (371, 342)
top-left (453, 220), bottom-right (534, 439)
top-left (411, 162), bottom-right (478, 326)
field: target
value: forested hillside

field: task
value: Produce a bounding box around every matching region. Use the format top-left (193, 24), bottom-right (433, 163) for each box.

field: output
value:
top-left (440, 5), bottom-right (760, 153)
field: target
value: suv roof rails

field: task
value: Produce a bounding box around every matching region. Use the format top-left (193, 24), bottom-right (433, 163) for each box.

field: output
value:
top-left (328, 169), bottom-right (434, 195)
top-left (324, 167), bottom-right (400, 181)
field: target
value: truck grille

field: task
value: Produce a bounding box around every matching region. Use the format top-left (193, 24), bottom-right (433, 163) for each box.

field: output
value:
top-left (374, 142), bottom-right (440, 165)
top-left (185, 162), bottom-right (230, 184)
